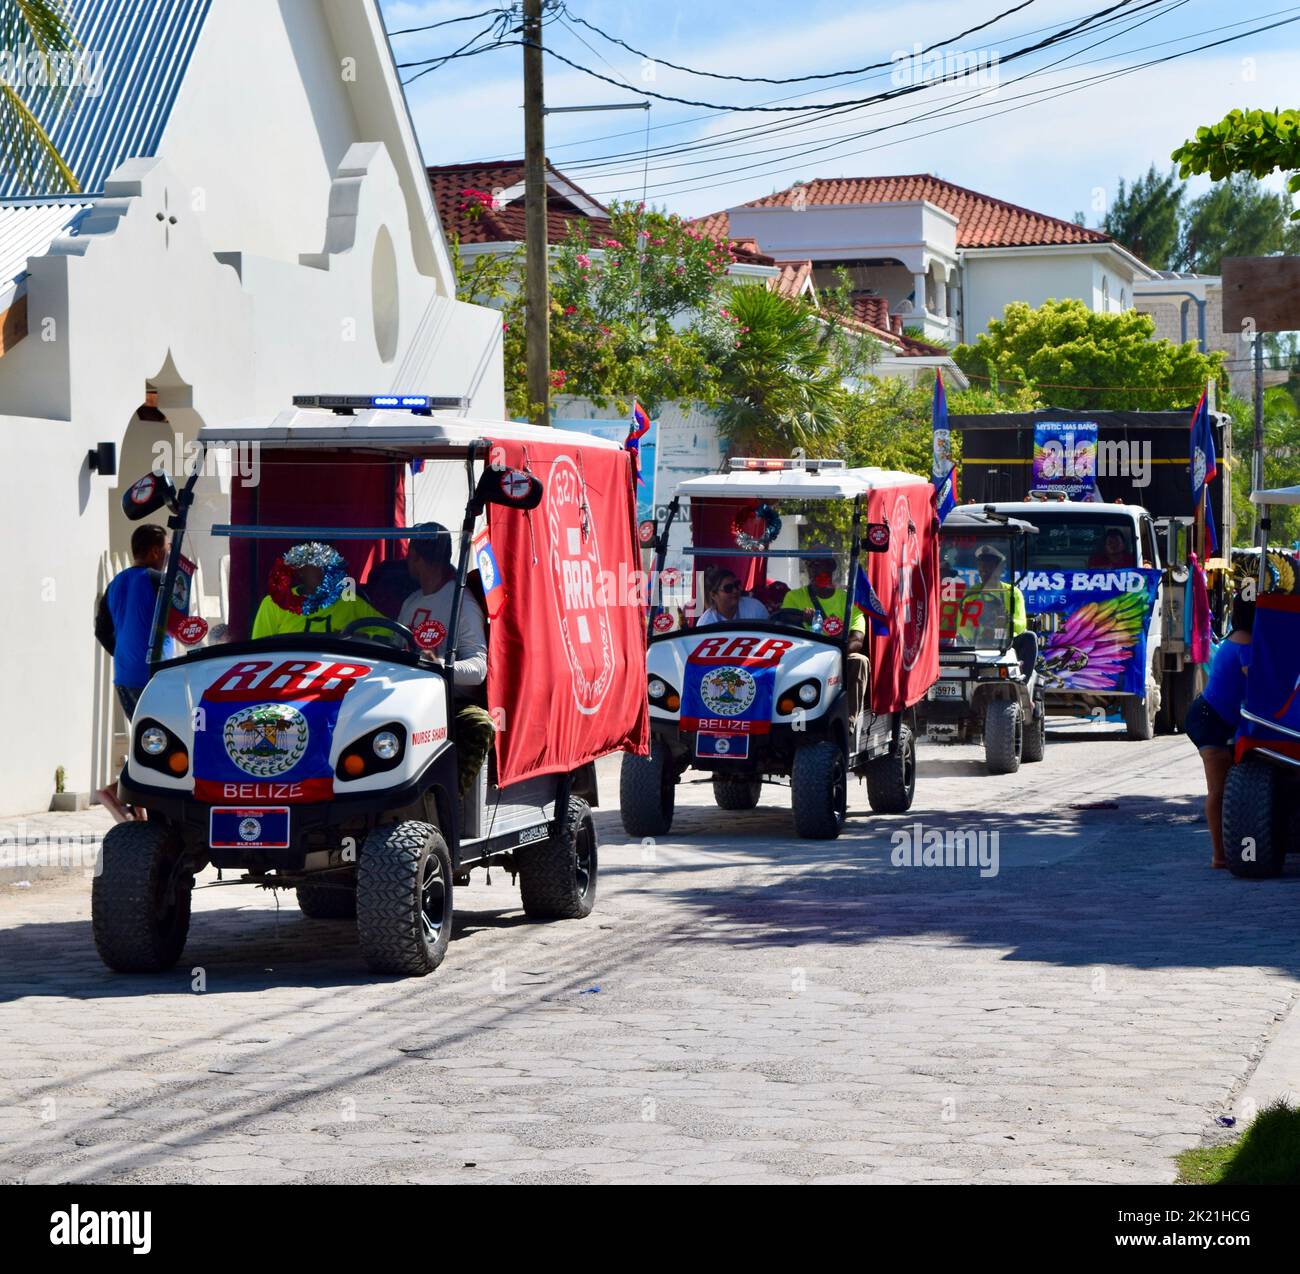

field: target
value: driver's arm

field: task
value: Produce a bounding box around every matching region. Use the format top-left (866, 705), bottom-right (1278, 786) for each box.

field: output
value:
top-left (450, 594), bottom-right (488, 687)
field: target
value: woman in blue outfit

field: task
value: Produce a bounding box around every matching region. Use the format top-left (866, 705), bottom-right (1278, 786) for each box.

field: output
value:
top-left (1184, 594), bottom-right (1254, 868)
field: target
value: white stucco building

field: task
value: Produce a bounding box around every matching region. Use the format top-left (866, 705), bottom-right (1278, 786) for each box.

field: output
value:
top-left (693, 175), bottom-right (1159, 348)
top-left (0, 0), bottom-right (504, 815)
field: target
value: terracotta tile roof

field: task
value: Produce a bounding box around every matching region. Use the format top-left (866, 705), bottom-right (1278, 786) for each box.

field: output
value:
top-left (696, 175), bottom-right (1112, 250)
top-left (773, 259), bottom-right (813, 299)
top-left (427, 160), bottom-right (611, 246)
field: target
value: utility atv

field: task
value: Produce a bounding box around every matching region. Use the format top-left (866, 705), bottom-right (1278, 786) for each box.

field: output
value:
top-left (917, 506), bottom-right (1046, 774)
top-left (620, 458), bottom-right (938, 841)
top-left (93, 400), bottom-right (644, 977)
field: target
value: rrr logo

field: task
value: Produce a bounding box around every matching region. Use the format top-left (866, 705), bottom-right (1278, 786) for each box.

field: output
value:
top-left (204, 660), bottom-right (372, 702)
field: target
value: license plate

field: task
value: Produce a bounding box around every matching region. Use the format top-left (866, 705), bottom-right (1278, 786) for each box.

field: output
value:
top-left (929, 682), bottom-right (965, 700)
top-left (209, 807), bottom-right (290, 849)
top-left (696, 732), bottom-right (749, 760)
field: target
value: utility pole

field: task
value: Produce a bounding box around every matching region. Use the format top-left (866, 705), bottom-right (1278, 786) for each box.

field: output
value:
top-left (1253, 332), bottom-right (1265, 545)
top-left (522, 0), bottom-right (549, 427)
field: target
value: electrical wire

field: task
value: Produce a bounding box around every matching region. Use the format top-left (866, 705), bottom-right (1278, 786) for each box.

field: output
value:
top-left (523, 0), bottom-right (1164, 113)
top-left (558, 0), bottom-right (1043, 85)
top-left (386, 6), bottom-right (510, 38)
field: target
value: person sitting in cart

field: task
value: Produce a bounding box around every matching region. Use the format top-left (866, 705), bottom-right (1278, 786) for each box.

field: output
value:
top-left (251, 541), bottom-right (385, 638)
top-left (399, 522), bottom-right (495, 799)
top-left (696, 566), bottom-right (770, 626)
top-left (783, 557), bottom-right (866, 650)
top-left (955, 544), bottom-right (1027, 644)
top-left (1086, 526), bottom-right (1135, 569)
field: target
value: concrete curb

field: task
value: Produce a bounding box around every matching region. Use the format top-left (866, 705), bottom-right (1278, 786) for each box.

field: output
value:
top-left (1234, 989), bottom-right (1300, 1120)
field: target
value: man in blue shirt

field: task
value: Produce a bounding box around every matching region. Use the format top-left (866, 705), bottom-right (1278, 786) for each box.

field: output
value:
top-left (96, 524), bottom-right (170, 719)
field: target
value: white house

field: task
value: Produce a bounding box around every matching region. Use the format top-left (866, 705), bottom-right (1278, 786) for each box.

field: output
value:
top-left (0, 0), bottom-right (505, 815)
top-left (693, 174), bottom-right (1159, 348)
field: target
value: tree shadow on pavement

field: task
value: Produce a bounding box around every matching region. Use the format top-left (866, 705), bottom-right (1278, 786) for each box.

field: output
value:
top-left (600, 790), bottom-right (1300, 976)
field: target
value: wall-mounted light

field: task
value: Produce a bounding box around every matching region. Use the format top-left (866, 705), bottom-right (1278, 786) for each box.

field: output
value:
top-left (87, 442), bottom-right (117, 475)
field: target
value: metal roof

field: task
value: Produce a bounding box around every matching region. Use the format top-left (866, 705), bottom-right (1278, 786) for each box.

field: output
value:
top-left (0, 200), bottom-right (93, 306)
top-left (942, 507), bottom-right (1038, 534)
top-left (674, 467), bottom-right (930, 500)
top-left (0, 0), bottom-right (212, 199)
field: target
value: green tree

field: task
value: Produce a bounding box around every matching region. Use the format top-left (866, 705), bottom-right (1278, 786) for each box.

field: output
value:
top-left (704, 283), bottom-right (849, 454)
top-left (1101, 165), bottom-right (1184, 270)
top-left (0, 0), bottom-right (79, 192)
top-left (1172, 107), bottom-right (1300, 220)
top-left (1176, 173), bottom-right (1300, 274)
top-left (952, 298), bottom-right (1224, 411)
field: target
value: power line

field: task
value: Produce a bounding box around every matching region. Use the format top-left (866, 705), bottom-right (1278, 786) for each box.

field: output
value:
top-left (558, 0), bottom-right (1042, 85)
top-left (561, 0), bottom-right (1195, 182)
top-left (387, 6), bottom-right (510, 38)
top-left (578, 11), bottom-right (1300, 202)
top-left (524, 0), bottom-right (1163, 113)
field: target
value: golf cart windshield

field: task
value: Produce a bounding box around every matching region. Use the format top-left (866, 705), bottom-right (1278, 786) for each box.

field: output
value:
top-left (939, 529), bottom-right (1020, 652)
top-left (664, 495), bottom-right (861, 639)
top-left (149, 448), bottom-right (483, 659)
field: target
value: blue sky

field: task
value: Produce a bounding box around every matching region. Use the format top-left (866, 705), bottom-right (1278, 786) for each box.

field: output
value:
top-left (381, 0), bottom-right (1300, 225)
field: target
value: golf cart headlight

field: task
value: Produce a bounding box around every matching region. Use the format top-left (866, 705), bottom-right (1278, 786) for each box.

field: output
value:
top-left (797, 683), bottom-right (818, 705)
top-left (140, 727), bottom-right (168, 756)
top-left (648, 677), bottom-right (667, 700)
top-left (372, 730), bottom-right (401, 760)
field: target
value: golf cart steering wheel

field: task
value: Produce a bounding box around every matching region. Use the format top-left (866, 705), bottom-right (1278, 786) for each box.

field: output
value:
top-left (771, 607), bottom-right (809, 626)
top-left (339, 616), bottom-right (419, 652)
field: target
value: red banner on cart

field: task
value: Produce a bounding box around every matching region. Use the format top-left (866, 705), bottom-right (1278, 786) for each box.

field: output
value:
top-left (864, 481), bottom-right (940, 713)
top-left (485, 438), bottom-right (649, 786)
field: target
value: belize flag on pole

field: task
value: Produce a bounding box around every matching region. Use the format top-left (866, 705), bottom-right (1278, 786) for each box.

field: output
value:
top-left (1190, 390), bottom-right (1218, 553)
top-left (854, 563), bottom-right (890, 636)
top-left (932, 369), bottom-right (956, 523)
top-left (625, 399), bottom-right (652, 487)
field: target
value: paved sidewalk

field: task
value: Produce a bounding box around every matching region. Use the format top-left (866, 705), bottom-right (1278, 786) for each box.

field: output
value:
top-left (1, 727), bottom-right (1298, 1184)
top-left (0, 808), bottom-right (113, 883)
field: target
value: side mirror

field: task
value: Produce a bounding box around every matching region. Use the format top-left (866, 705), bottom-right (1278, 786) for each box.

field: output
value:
top-left (121, 470), bottom-right (178, 521)
top-left (476, 466), bottom-right (543, 511)
top-left (863, 522), bottom-right (890, 552)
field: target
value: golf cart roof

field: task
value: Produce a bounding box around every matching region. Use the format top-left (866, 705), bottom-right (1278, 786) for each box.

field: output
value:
top-left (197, 408), bottom-right (626, 455)
top-left (1250, 485), bottom-right (1300, 507)
top-left (986, 500), bottom-right (1142, 523)
top-left (941, 507), bottom-right (1038, 535)
top-left (676, 465), bottom-right (931, 501)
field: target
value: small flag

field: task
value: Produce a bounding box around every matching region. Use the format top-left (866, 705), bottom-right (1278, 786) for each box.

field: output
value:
top-left (626, 399), bottom-right (651, 486)
top-left (1190, 390), bottom-right (1218, 554)
top-left (854, 564), bottom-right (889, 636)
top-left (472, 529), bottom-right (506, 619)
top-left (931, 370), bottom-right (956, 522)
top-left (932, 369), bottom-right (956, 523)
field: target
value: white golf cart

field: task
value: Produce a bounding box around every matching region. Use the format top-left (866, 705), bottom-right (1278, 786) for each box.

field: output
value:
top-left (93, 399), bottom-right (641, 977)
top-left (917, 506), bottom-right (1046, 773)
top-left (620, 458), bottom-right (938, 840)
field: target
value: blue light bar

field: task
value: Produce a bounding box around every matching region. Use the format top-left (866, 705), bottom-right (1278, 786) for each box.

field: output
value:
top-left (293, 394), bottom-right (469, 413)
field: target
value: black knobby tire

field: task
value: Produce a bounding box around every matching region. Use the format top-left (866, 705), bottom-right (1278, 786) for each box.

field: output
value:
top-left (791, 739), bottom-right (847, 839)
top-left (713, 775), bottom-right (761, 810)
top-left (518, 796), bottom-right (598, 920)
top-left (1022, 695), bottom-right (1047, 763)
top-left (1223, 760), bottom-right (1287, 879)
top-left (984, 699), bottom-right (1023, 774)
top-left (92, 821), bottom-right (192, 973)
top-left (356, 821), bottom-right (453, 976)
top-left (296, 880), bottom-right (356, 919)
top-left (620, 740), bottom-right (675, 837)
top-left (865, 722), bottom-right (917, 814)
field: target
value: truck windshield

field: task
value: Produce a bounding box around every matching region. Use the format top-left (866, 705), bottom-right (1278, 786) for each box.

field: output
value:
top-left (939, 530), bottom-right (1020, 651)
top-left (659, 495), bottom-right (860, 639)
top-left (148, 450), bottom-right (478, 655)
top-left (1019, 511), bottom-right (1136, 573)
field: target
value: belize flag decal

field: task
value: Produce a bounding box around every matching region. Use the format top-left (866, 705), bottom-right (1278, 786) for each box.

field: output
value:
top-left (193, 659), bottom-right (370, 803)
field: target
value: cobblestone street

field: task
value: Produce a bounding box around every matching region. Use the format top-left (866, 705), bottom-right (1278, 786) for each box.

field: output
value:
top-left (3, 725), bottom-right (1298, 1184)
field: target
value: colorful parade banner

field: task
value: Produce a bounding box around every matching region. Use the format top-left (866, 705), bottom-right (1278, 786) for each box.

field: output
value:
top-left (1032, 421), bottom-right (1098, 500)
top-left (1237, 593), bottom-right (1300, 763)
top-left (1020, 567), bottom-right (1161, 694)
